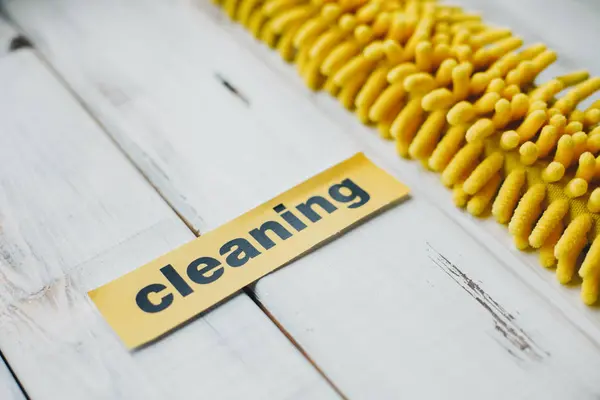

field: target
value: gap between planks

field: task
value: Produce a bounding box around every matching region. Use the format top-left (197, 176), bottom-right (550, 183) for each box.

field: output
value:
top-left (0, 350), bottom-right (26, 400)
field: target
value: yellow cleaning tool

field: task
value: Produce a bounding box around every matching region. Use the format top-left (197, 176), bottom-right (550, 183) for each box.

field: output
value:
top-left (217, 0), bottom-right (600, 305)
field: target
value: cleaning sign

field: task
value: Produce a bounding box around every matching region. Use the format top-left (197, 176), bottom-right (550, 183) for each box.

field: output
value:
top-left (89, 153), bottom-right (410, 348)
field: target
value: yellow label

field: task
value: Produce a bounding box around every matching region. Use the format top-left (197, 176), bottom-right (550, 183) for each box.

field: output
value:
top-left (89, 153), bottom-right (410, 348)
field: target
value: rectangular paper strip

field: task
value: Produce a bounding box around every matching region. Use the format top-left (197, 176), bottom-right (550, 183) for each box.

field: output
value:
top-left (89, 153), bottom-right (410, 348)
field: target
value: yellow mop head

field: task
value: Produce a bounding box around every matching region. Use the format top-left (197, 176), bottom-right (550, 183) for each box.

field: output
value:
top-left (216, 0), bottom-right (600, 305)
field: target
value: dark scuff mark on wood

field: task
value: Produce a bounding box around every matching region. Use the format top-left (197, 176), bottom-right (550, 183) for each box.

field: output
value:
top-left (426, 242), bottom-right (549, 362)
top-left (215, 73), bottom-right (250, 106)
top-left (8, 35), bottom-right (33, 52)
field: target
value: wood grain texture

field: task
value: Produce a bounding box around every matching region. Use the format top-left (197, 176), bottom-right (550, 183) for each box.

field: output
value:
top-left (0, 50), bottom-right (338, 400)
top-left (4, 0), bottom-right (600, 398)
top-left (0, 16), bottom-right (32, 400)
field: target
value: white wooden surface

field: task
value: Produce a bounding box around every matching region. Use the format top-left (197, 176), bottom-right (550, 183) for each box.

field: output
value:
top-left (5, 0), bottom-right (600, 398)
top-left (0, 15), bottom-right (31, 400)
top-left (0, 14), bottom-right (18, 57)
top-left (0, 50), bottom-right (339, 399)
top-left (0, 359), bottom-right (23, 400)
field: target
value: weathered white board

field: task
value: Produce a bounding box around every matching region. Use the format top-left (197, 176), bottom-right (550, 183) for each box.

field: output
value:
top-left (0, 15), bottom-right (34, 400)
top-left (0, 50), bottom-right (339, 399)
top-left (0, 358), bottom-right (24, 400)
top-left (0, 14), bottom-right (20, 58)
top-left (6, 0), bottom-right (600, 398)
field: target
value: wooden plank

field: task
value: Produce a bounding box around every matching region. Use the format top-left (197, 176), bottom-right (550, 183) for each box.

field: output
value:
top-left (0, 358), bottom-right (24, 400)
top-left (0, 15), bottom-right (34, 400)
top-left (0, 15), bottom-right (20, 57)
top-left (6, 0), bottom-right (600, 398)
top-left (0, 51), bottom-right (339, 399)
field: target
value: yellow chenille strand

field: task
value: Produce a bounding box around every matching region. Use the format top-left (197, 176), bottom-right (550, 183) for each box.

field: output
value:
top-left (409, 110), bottom-right (447, 159)
top-left (500, 130), bottom-right (520, 151)
top-left (355, 66), bottom-right (388, 118)
top-left (557, 70), bottom-right (590, 87)
top-left (422, 88), bottom-right (455, 111)
top-left (550, 113), bottom-right (567, 133)
top-left (555, 215), bottom-right (593, 284)
top-left (539, 223), bottom-right (563, 268)
top-left (486, 78), bottom-right (505, 94)
top-left (565, 121), bottom-right (583, 135)
top-left (221, 0), bottom-right (600, 304)
top-left (321, 41), bottom-right (359, 76)
top-left (377, 104), bottom-right (401, 139)
top-left (535, 125), bottom-right (559, 158)
top-left (556, 254), bottom-right (579, 285)
top-left (435, 58), bottom-right (458, 86)
top-left (333, 54), bottom-right (376, 87)
top-left (580, 235), bottom-right (600, 279)
top-left (452, 62), bottom-right (473, 100)
top-left (473, 92), bottom-right (501, 114)
top-left (572, 132), bottom-right (588, 159)
top-left (542, 161), bottom-right (565, 183)
top-left (529, 199), bottom-right (569, 249)
top-left (527, 100), bottom-right (546, 115)
top-left (452, 180), bottom-right (469, 208)
top-left (492, 98), bottom-right (512, 128)
top-left (584, 108), bottom-right (600, 128)
top-left (588, 188), bottom-right (600, 213)
top-left (565, 177), bottom-right (588, 199)
top-left (530, 79), bottom-right (564, 102)
top-left (369, 82), bottom-right (405, 122)
top-left (441, 141), bottom-right (484, 187)
top-left (463, 152), bottom-right (504, 195)
top-left (581, 272), bottom-right (600, 306)
top-left (465, 118), bottom-right (495, 143)
top-left (554, 214), bottom-right (593, 261)
top-left (519, 142), bottom-right (538, 166)
top-left (569, 109), bottom-right (586, 124)
top-left (447, 101), bottom-right (476, 126)
top-left (338, 73), bottom-right (369, 109)
top-left (388, 63), bottom-right (419, 84)
top-left (428, 124), bottom-right (467, 172)
top-left (576, 152), bottom-right (596, 181)
top-left (492, 169), bottom-right (526, 224)
top-left (519, 43), bottom-right (546, 61)
top-left (404, 72), bottom-right (436, 96)
top-left (510, 93), bottom-right (529, 120)
top-left (467, 174), bottom-right (501, 216)
top-left (554, 135), bottom-right (575, 167)
top-left (590, 136), bottom-right (600, 155)
top-left (516, 109), bottom-right (546, 143)
top-left (508, 184), bottom-right (546, 245)
top-left (392, 97), bottom-right (424, 156)
top-left (470, 28), bottom-right (511, 49)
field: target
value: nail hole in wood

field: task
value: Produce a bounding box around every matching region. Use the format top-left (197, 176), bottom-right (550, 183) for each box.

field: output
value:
top-left (9, 35), bottom-right (33, 52)
top-left (215, 73), bottom-right (250, 106)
